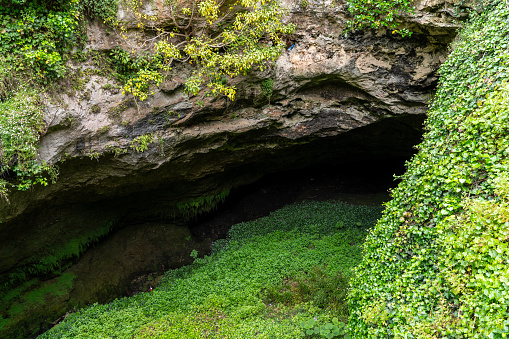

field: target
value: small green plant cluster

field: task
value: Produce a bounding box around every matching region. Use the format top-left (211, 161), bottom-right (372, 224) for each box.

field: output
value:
top-left (348, 2), bottom-right (509, 336)
top-left (37, 201), bottom-right (382, 338)
top-left (130, 133), bottom-right (155, 153)
top-left (106, 145), bottom-right (128, 157)
top-left (301, 318), bottom-right (349, 339)
top-left (345, 0), bottom-right (414, 36)
top-left (263, 266), bottom-right (350, 320)
top-left (105, 48), bottom-right (162, 101)
top-left (260, 78), bottom-right (274, 102)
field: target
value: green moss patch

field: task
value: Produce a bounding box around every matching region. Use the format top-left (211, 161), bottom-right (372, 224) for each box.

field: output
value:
top-left (0, 273), bottom-right (76, 338)
top-left (2, 219), bottom-right (115, 291)
top-left (176, 189), bottom-right (230, 219)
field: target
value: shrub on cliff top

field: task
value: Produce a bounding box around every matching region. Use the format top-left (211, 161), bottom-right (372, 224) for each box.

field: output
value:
top-left (348, 1), bottom-right (509, 337)
top-left (0, 0), bottom-right (82, 199)
top-left (108, 0), bottom-right (295, 101)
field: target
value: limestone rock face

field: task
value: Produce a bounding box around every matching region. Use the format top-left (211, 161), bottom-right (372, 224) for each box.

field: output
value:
top-left (5, 0), bottom-right (459, 217)
top-left (0, 0), bottom-right (462, 335)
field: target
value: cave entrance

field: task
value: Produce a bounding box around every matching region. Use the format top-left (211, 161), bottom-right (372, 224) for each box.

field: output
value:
top-left (1, 113), bottom-right (425, 339)
top-left (189, 155), bottom-right (409, 242)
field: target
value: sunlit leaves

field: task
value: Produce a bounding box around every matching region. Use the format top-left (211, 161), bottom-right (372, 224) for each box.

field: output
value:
top-left (123, 69), bottom-right (162, 101)
top-left (116, 0), bottom-right (294, 101)
top-left (154, 41), bottom-right (182, 69)
top-left (435, 172), bottom-right (509, 337)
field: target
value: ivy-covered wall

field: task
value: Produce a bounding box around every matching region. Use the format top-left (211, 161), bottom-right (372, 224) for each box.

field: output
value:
top-left (349, 1), bottom-right (509, 336)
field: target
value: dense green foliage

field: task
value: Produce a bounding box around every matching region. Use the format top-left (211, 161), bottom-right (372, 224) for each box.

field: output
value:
top-left (432, 173), bottom-right (509, 337)
top-left (0, 0), bottom-right (81, 82)
top-left (0, 89), bottom-right (58, 201)
top-left (348, 2), bottom-right (509, 337)
top-left (38, 201), bottom-right (382, 338)
top-left (0, 0), bottom-right (81, 199)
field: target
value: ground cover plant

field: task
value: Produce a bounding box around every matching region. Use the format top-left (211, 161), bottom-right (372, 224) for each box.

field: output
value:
top-left (37, 200), bottom-right (382, 338)
top-left (348, 1), bottom-right (509, 336)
